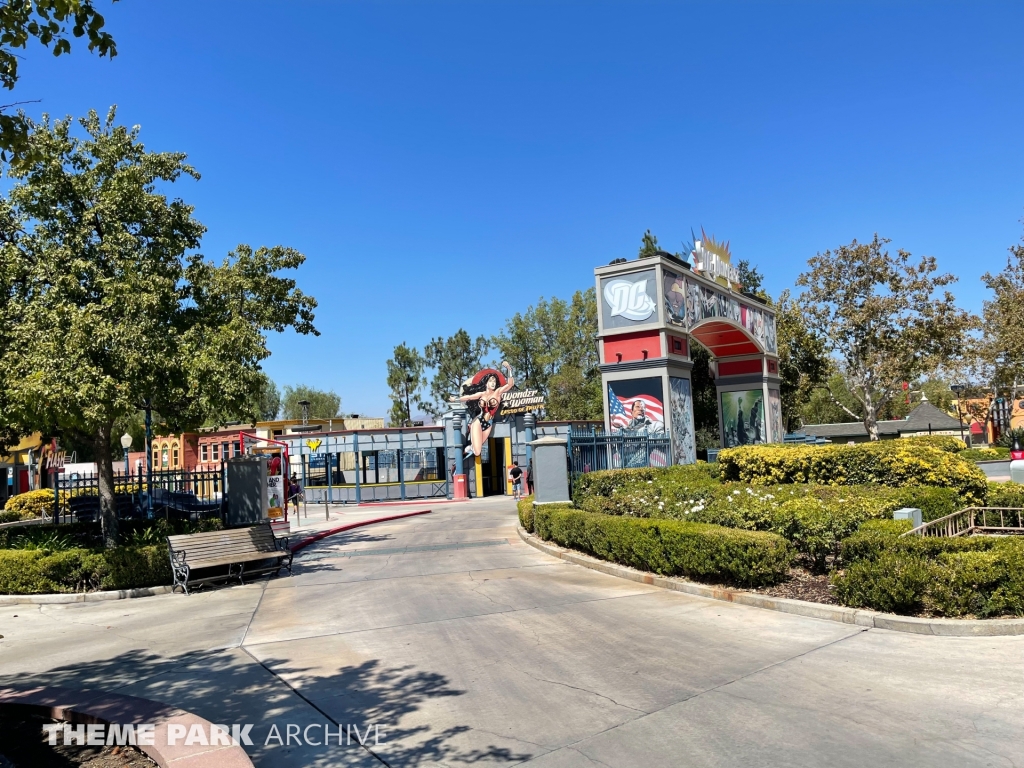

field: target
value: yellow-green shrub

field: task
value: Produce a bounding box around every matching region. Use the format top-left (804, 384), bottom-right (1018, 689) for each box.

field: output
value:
top-left (0, 544), bottom-right (169, 594)
top-left (3, 489), bottom-right (60, 519)
top-left (902, 435), bottom-right (966, 453)
top-left (718, 442), bottom-right (987, 503)
top-left (517, 495), bottom-right (535, 532)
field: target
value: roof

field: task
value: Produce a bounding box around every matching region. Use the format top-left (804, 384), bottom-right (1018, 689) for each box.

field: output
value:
top-left (802, 401), bottom-right (962, 440)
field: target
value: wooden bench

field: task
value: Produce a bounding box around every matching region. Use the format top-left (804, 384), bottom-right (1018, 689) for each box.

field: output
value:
top-left (167, 523), bottom-right (292, 594)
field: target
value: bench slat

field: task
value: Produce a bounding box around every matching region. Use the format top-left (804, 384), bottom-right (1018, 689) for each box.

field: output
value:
top-left (167, 522), bottom-right (292, 594)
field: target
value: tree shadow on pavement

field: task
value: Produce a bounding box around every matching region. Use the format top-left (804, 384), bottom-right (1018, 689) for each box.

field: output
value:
top-left (1, 647), bottom-right (536, 766)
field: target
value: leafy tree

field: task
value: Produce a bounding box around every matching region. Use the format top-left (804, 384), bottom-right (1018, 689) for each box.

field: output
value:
top-left (797, 234), bottom-right (975, 440)
top-left (0, 1), bottom-right (118, 165)
top-left (255, 373), bottom-right (281, 421)
top-left (736, 259), bottom-right (766, 298)
top-left (490, 288), bottom-right (601, 420)
top-left (801, 372), bottom-right (861, 425)
top-left (774, 289), bottom-right (828, 431)
top-left (0, 109), bottom-right (318, 545)
top-left (386, 342), bottom-right (426, 427)
top-left (689, 342), bottom-right (719, 439)
top-left (638, 229), bottom-right (660, 258)
top-left (981, 233), bottom-right (1024, 403)
top-left (281, 385), bottom-right (341, 420)
top-left (422, 329), bottom-right (488, 417)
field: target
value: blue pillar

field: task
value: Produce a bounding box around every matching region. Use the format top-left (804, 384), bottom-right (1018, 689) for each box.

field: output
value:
top-left (354, 432), bottom-right (361, 504)
top-left (453, 415), bottom-right (465, 476)
top-left (524, 412), bottom-right (536, 468)
top-left (398, 430), bottom-right (406, 501)
top-left (442, 424), bottom-right (450, 499)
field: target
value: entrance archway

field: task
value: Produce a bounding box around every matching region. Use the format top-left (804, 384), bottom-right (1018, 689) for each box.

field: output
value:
top-left (596, 253), bottom-right (783, 463)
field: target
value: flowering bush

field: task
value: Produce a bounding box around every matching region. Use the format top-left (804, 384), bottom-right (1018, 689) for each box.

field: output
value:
top-left (718, 442), bottom-right (987, 503)
top-left (3, 489), bottom-right (62, 519)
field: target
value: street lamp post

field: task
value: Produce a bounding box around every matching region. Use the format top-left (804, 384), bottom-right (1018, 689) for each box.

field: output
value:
top-left (120, 433), bottom-right (133, 479)
top-left (298, 399), bottom-right (310, 426)
top-left (950, 384), bottom-right (967, 447)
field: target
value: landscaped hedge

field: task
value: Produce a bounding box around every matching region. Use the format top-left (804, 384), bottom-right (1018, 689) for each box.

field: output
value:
top-left (517, 495), bottom-right (536, 532)
top-left (533, 505), bottom-right (792, 587)
top-left (3, 489), bottom-right (59, 519)
top-left (832, 520), bottom-right (1024, 617)
top-left (718, 441), bottom-right (987, 503)
top-left (902, 435), bottom-right (967, 453)
top-left (986, 481), bottom-right (1024, 509)
top-left (960, 447), bottom-right (1010, 461)
top-left (0, 545), bottom-right (170, 594)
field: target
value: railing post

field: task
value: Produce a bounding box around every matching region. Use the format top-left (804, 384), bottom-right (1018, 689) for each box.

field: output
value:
top-left (399, 430), bottom-right (406, 501)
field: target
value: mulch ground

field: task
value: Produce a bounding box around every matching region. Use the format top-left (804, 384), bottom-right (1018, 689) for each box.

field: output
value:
top-left (0, 713), bottom-right (158, 768)
top-left (747, 567), bottom-right (838, 604)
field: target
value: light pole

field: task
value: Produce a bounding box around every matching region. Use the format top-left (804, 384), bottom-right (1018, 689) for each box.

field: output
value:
top-left (298, 399), bottom-right (310, 426)
top-left (120, 433), bottom-right (133, 478)
top-left (950, 384), bottom-right (967, 446)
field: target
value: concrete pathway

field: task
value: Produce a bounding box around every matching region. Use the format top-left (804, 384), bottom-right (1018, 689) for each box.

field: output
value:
top-left (2, 497), bottom-right (1023, 767)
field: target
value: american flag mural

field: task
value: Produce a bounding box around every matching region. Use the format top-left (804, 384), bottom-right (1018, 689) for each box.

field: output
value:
top-left (608, 382), bottom-right (665, 434)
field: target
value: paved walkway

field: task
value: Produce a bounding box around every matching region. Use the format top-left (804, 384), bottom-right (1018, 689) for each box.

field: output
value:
top-left (2, 498), bottom-right (1023, 767)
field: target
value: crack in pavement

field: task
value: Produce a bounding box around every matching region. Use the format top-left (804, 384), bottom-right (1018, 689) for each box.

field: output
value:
top-left (505, 661), bottom-right (649, 716)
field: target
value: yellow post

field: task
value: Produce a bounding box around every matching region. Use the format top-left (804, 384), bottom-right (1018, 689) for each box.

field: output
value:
top-left (475, 452), bottom-right (484, 498)
top-left (504, 437), bottom-right (513, 495)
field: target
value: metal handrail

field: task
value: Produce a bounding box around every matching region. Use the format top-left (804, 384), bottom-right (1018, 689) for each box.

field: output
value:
top-left (902, 507), bottom-right (1024, 538)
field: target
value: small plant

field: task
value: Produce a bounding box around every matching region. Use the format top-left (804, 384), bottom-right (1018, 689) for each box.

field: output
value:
top-left (12, 530), bottom-right (76, 552)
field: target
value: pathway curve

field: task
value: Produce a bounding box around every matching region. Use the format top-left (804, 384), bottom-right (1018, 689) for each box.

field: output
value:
top-left (1, 498), bottom-right (1022, 767)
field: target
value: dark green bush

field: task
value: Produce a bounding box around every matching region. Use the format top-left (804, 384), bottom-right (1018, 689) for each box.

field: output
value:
top-left (0, 544), bottom-right (169, 594)
top-left (959, 447), bottom-right (1010, 462)
top-left (832, 552), bottom-right (936, 615)
top-left (517, 496), bottom-right (535, 532)
top-left (533, 506), bottom-right (792, 587)
top-left (888, 486), bottom-right (960, 522)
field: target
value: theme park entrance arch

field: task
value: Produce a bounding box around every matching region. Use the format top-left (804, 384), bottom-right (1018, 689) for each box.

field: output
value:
top-left (596, 246), bottom-right (782, 463)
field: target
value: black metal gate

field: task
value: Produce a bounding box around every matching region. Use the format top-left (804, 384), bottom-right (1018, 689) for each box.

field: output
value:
top-left (567, 427), bottom-right (672, 479)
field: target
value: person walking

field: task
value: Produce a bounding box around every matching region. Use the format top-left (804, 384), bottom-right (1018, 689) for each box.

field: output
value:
top-left (508, 461), bottom-right (524, 500)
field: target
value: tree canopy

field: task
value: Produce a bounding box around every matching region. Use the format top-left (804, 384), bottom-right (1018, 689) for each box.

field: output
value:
top-left (796, 234), bottom-right (975, 440)
top-left (422, 330), bottom-right (489, 417)
top-left (281, 384), bottom-right (341, 421)
top-left (0, 108), bottom-right (318, 544)
top-left (386, 342), bottom-right (426, 426)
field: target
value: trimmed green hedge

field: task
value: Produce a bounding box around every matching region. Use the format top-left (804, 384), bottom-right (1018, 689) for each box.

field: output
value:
top-left (903, 435), bottom-right (967, 453)
top-left (518, 496), bottom-right (535, 532)
top-left (718, 441), bottom-right (987, 503)
top-left (960, 447), bottom-right (1010, 461)
top-left (533, 505), bottom-right (792, 587)
top-left (832, 521), bottom-right (1024, 617)
top-left (987, 481), bottom-right (1024, 509)
top-left (0, 545), bottom-right (170, 594)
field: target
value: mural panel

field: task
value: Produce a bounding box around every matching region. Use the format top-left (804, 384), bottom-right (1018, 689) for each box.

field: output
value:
top-left (669, 377), bottom-right (696, 465)
top-left (768, 389), bottom-right (783, 443)
top-left (721, 389), bottom-right (767, 447)
top-left (660, 268), bottom-right (778, 354)
top-left (608, 377), bottom-right (665, 436)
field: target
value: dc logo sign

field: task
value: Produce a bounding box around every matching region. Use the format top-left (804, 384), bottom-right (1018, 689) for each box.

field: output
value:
top-left (604, 278), bottom-right (655, 321)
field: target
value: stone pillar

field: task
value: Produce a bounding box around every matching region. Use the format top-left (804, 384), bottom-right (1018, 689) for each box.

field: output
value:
top-left (529, 437), bottom-right (570, 504)
top-left (524, 412), bottom-right (536, 468)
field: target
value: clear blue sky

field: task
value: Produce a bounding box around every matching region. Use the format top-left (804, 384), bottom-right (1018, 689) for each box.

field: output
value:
top-left (23, 1), bottom-right (1024, 418)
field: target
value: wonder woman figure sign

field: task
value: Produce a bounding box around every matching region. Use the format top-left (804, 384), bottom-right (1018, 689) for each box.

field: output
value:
top-left (450, 362), bottom-right (516, 456)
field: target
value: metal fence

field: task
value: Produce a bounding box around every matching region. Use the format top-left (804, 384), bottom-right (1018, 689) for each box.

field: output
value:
top-left (567, 427), bottom-right (672, 481)
top-left (51, 467), bottom-right (226, 524)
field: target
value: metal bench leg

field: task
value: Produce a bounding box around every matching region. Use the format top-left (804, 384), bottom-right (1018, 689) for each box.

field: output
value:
top-left (170, 552), bottom-right (191, 595)
top-left (236, 561), bottom-right (246, 585)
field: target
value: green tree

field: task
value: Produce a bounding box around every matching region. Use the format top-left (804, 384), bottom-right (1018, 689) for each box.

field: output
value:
top-left (386, 342), bottom-right (426, 427)
top-left (774, 289), bottom-right (829, 431)
top-left (422, 329), bottom-right (488, 416)
top-left (736, 259), bottom-right (766, 298)
top-left (638, 229), bottom-right (660, 258)
top-left (281, 385), bottom-right (341, 420)
top-left (0, 1), bottom-right (118, 164)
top-left (490, 288), bottom-right (601, 420)
top-left (0, 109), bottom-right (318, 545)
top-left (797, 234), bottom-right (975, 440)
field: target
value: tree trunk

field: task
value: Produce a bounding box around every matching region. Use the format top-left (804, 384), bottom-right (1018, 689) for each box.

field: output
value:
top-left (94, 423), bottom-right (119, 548)
top-left (863, 399), bottom-right (880, 441)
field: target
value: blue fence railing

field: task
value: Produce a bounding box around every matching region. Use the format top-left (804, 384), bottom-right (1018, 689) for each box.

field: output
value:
top-left (567, 427), bottom-right (672, 481)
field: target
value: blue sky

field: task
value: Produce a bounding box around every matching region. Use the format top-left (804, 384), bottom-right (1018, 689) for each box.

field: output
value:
top-left (23, 1), bottom-right (1024, 417)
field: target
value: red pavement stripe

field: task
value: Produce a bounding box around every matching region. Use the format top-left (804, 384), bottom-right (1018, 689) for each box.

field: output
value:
top-left (289, 509), bottom-right (432, 553)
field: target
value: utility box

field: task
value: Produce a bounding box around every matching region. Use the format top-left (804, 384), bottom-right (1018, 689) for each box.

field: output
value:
top-left (529, 436), bottom-right (570, 505)
top-left (1011, 459), bottom-right (1024, 484)
top-left (226, 456), bottom-right (268, 527)
top-left (894, 507), bottom-right (923, 529)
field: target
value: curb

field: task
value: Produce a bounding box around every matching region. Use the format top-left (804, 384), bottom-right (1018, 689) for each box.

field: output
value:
top-left (289, 509), bottom-right (432, 553)
top-left (0, 512), bottom-right (433, 605)
top-left (0, 585), bottom-right (175, 606)
top-left (517, 526), bottom-right (1024, 637)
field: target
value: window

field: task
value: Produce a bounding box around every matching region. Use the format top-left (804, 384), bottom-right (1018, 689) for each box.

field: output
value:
top-left (212, 444), bottom-right (220, 461)
top-left (172, 446), bottom-right (179, 467)
top-left (161, 446), bottom-right (169, 468)
top-left (222, 442), bottom-right (230, 461)
top-left (153, 449), bottom-right (159, 467)
top-left (200, 444), bottom-right (208, 462)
